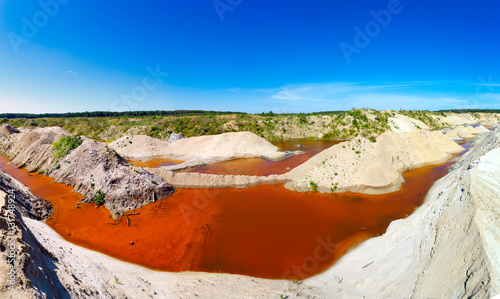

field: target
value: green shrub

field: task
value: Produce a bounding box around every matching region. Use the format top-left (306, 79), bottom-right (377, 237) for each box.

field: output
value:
top-left (94, 189), bottom-right (106, 206)
top-left (309, 181), bottom-right (318, 192)
top-left (52, 135), bottom-right (82, 163)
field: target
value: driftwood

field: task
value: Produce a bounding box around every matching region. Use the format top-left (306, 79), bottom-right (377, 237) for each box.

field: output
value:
top-left (205, 224), bottom-right (212, 236)
top-left (126, 215), bottom-right (130, 226)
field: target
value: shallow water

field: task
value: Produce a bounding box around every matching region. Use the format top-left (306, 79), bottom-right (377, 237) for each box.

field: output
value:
top-left (0, 155), bottom-right (453, 280)
top-left (127, 158), bottom-right (184, 168)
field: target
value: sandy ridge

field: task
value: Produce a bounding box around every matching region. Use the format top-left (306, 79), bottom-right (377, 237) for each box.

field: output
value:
top-left (284, 130), bottom-right (464, 194)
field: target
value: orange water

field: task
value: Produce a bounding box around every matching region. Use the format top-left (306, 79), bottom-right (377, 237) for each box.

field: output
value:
top-left (127, 158), bottom-right (184, 168)
top-left (0, 155), bottom-right (452, 280)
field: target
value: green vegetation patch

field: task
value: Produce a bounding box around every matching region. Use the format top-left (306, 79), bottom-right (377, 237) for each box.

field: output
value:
top-left (52, 135), bottom-right (82, 163)
top-left (94, 189), bottom-right (106, 206)
top-left (309, 181), bottom-right (318, 192)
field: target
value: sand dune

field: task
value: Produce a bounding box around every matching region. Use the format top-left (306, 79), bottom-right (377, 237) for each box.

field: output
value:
top-left (284, 130), bottom-right (464, 194)
top-left (110, 132), bottom-right (289, 161)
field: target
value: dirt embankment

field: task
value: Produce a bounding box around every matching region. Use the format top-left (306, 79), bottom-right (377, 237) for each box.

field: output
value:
top-left (0, 181), bottom-right (70, 298)
top-left (0, 169), bottom-right (51, 220)
top-left (284, 130), bottom-right (464, 194)
top-left (307, 128), bottom-right (500, 298)
top-left (0, 127), bottom-right (174, 216)
top-left (0, 124), bottom-right (20, 138)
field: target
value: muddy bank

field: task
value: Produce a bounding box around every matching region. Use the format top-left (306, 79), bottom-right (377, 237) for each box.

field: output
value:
top-left (0, 169), bottom-right (51, 220)
top-left (0, 127), bottom-right (174, 216)
top-left (0, 177), bottom-right (69, 298)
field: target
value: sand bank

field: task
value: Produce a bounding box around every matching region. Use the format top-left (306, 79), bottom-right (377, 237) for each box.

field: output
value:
top-left (284, 130), bottom-right (464, 194)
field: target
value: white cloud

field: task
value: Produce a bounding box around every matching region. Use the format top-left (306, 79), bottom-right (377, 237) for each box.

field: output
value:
top-left (66, 70), bottom-right (77, 74)
top-left (265, 82), bottom-right (498, 112)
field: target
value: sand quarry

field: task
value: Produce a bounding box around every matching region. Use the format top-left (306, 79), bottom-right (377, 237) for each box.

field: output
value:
top-left (1, 116), bottom-right (500, 298)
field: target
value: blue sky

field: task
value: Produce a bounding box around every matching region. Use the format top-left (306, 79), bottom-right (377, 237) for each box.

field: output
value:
top-left (0, 0), bottom-right (499, 114)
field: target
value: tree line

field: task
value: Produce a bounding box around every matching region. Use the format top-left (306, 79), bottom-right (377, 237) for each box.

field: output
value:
top-left (0, 110), bottom-right (245, 119)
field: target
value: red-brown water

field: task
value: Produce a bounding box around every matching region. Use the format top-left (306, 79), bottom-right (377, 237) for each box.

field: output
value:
top-left (127, 158), bottom-right (184, 168)
top-left (0, 155), bottom-right (454, 280)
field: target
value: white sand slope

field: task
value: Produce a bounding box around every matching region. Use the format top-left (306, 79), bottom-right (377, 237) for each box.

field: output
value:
top-left (464, 125), bottom-right (481, 135)
top-left (110, 132), bottom-right (287, 161)
top-left (474, 124), bottom-right (491, 133)
top-left (284, 130), bottom-right (464, 194)
top-left (307, 130), bottom-right (500, 298)
top-left (445, 125), bottom-right (477, 139)
top-left (388, 114), bottom-right (430, 133)
top-left (427, 130), bottom-right (465, 154)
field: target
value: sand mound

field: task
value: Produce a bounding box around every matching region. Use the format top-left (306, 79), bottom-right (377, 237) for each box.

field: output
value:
top-left (0, 127), bottom-right (175, 216)
top-left (285, 130), bottom-right (463, 194)
top-left (431, 113), bottom-right (478, 125)
top-left (0, 123), bottom-right (20, 137)
top-left (46, 137), bottom-right (174, 215)
top-left (0, 126), bottom-right (71, 171)
top-left (110, 135), bottom-right (169, 161)
top-left (464, 125), bottom-right (481, 135)
top-left (110, 132), bottom-right (286, 161)
top-left (445, 125), bottom-right (476, 139)
top-left (474, 125), bottom-right (490, 133)
top-left (427, 131), bottom-right (465, 154)
top-left (388, 114), bottom-right (430, 133)
top-left (308, 129), bottom-right (500, 298)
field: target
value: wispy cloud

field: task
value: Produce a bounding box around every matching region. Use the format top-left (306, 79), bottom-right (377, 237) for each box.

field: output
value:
top-left (265, 82), bottom-right (500, 111)
top-left (66, 70), bottom-right (77, 74)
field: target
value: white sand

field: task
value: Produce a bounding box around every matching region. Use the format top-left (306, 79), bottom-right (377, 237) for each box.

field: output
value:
top-left (285, 130), bottom-right (463, 194)
top-left (388, 114), bottom-right (430, 133)
top-left (110, 132), bottom-right (287, 161)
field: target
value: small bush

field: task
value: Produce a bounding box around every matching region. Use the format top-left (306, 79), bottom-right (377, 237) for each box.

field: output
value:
top-left (94, 189), bottom-right (105, 206)
top-left (309, 181), bottom-right (318, 192)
